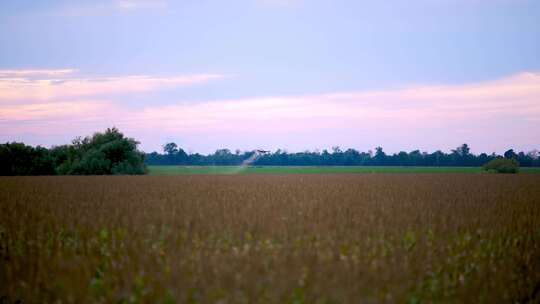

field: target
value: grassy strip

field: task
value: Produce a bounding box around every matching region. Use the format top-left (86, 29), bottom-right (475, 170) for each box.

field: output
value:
top-left (148, 165), bottom-right (540, 175)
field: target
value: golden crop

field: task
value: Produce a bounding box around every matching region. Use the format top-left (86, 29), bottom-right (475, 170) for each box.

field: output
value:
top-left (1, 174), bottom-right (539, 303)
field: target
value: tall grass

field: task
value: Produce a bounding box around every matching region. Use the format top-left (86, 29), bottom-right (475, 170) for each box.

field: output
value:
top-left (1, 174), bottom-right (539, 303)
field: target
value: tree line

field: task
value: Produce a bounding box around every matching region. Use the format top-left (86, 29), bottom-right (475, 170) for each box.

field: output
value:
top-left (146, 143), bottom-right (540, 167)
top-left (0, 128), bottom-right (146, 176)
top-left (2, 128), bottom-right (539, 176)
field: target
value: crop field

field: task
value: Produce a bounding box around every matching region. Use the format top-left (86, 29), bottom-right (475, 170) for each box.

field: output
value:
top-left (1, 174), bottom-right (540, 303)
top-left (148, 165), bottom-right (540, 175)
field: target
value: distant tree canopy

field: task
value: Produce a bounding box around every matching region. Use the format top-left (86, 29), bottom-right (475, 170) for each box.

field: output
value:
top-left (0, 128), bottom-right (146, 176)
top-left (146, 143), bottom-right (540, 167)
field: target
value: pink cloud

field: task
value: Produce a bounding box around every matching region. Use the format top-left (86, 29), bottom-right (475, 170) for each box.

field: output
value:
top-left (1, 72), bottom-right (539, 153)
top-left (131, 72), bottom-right (540, 131)
top-left (128, 72), bottom-right (540, 152)
top-left (0, 70), bottom-right (225, 102)
top-left (0, 101), bottom-right (115, 122)
top-left (0, 69), bottom-right (77, 78)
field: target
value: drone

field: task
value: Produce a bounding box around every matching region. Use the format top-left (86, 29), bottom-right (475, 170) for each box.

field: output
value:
top-left (256, 149), bottom-right (270, 154)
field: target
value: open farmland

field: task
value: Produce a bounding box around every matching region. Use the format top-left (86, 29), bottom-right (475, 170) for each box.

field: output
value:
top-left (148, 165), bottom-right (540, 175)
top-left (1, 175), bottom-right (540, 303)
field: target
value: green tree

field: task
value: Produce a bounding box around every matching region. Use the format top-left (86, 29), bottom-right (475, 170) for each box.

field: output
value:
top-left (0, 143), bottom-right (55, 175)
top-left (452, 143), bottom-right (471, 157)
top-left (58, 128), bottom-right (146, 175)
top-left (374, 146), bottom-right (387, 165)
top-left (163, 142), bottom-right (179, 155)
top-left (504, 149), bottom-right (517, 159)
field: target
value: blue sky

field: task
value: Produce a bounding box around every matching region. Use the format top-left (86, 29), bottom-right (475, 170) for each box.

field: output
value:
top-left (1, 0), bottom-right (539, 154)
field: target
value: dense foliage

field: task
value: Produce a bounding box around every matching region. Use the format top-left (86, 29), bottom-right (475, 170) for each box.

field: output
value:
top-left (1, 175), bottom-right (539, 302)
top-left (3, 135), bottom-right (539, 175)
top-left (146, 143), bottom-right (540, 167)
top-left (0, 143), bottom-right (56, 175)
top-left (0, 128), bottom-right (146, 175)
top-left (483, 158), bottom-right (520, 173)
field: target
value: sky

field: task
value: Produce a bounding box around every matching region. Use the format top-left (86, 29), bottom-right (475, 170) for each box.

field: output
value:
top-left (0, 0), bottom-right (539, 154)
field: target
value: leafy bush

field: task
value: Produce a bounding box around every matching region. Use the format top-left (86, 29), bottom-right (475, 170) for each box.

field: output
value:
top-left (483, 158), bottom-right (519, 173)
top-left (57, 128), bottom-right (147, 175)
top-left (0, 143), bottom-right (56, 175)
top-left (1, 128), bottom-right (146, 176)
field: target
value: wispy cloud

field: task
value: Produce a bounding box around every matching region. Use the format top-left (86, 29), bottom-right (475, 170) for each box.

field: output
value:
top-left (130, 72), bottom-right (540, 131)
top-left (0, 101), bottom-right (113, 122)
top-left (0, 70), bottom-right (225, 102)
top-left (43, 0), bottom-right (167, 17)
top-left (0, 69), bottom-right (77, 78)
top-left (115, 0), bottom-right (167, 10)
top-left (1, 72), bottom-right (539, 153)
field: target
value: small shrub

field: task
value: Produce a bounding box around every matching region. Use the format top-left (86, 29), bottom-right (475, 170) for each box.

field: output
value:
top-left (483, 158), bottom-right (519, 173)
